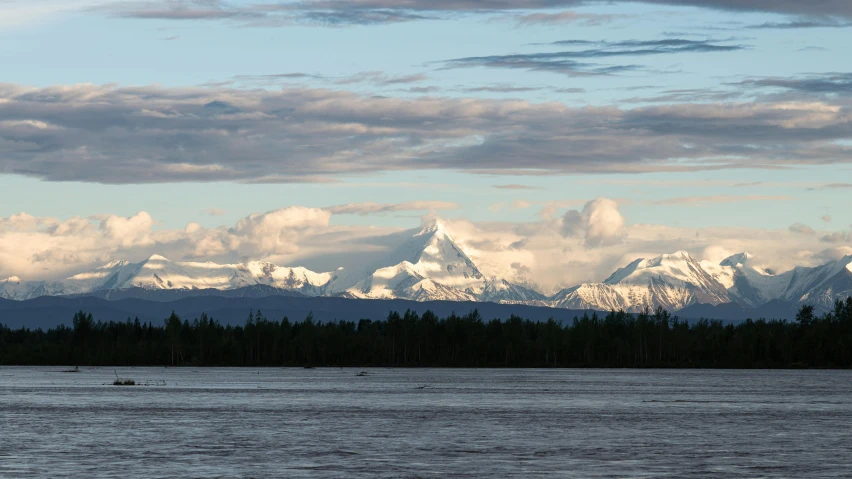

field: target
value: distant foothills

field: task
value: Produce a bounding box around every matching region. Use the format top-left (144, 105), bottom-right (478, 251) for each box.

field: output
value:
top-left (2, 221), bottom-right (851, 321)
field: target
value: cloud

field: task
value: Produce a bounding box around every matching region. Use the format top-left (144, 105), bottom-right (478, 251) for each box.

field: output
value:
top-left (619, 88), bottom-right (744, 104)
top-left (820, 231), bottom-right (850, 243)
top-left (651, 194), bottom-right (794, 206)
top-left (0, 0), bottom-right (117, 31)
top-left (441, 210), bottom-right (846, 292)
top-left (4, 83), bottom-right (852, 184)
top-left (99, 211), bottom-right (157, 248)
top-left (406, 86), bottom-right (442, 94)
top-left (646, 1), bottom-right (852, 18)
top-left (441, 38), bottom-right (746, 76)
top-left (510, 10), bottom-right (621, 26)
top-left (0, 211), bottom-right (163, 279)
top-left (233, 72), bottom-right (325, 82)
top-left (93, 1), bottom-right (852, 29)
top-left (821, 215), bottom-right (832, 223)
top-left (461, 85), bottom-right (544, 93)
top-left (0, 206), bottom-right (380, 280)
top-left (203, 208), bottom-right (226, 216)
top-left (99, 0), bottom-right (435, 26)
top-left (748, 19), bottom-right (852, 29)
top-left (233, 71), bottom-right (427, 87)
top-left (556, 87), bottom-right (586, 94)
top-left (789, 223), bottom-right (815, 235)
top-left (337, 72), bottom-right (428, 85)
top-left (229, 206), bottom-right (332, 256)
top-left (325, 201), bottom-right (460, 215)
top-left (737, 74), bottom-right (852, 96)
top-left (441, 56), bottom-right (633, 77)
top-left (2, 200), bottom-right (849, 292)
top-left (296, 9), bottom-right (433, 25)
top-left (488, 202), bottom-right (506, 213)
top-left (561, 198), bottom-right (626, 246)
top-left (493, 184), bottom-right (542, 190)
top-left (815, 246), bottom-right (852, 263)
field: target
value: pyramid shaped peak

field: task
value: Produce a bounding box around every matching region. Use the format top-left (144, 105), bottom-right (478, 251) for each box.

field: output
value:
top-left (99, 259), bottom-right (130, 269)
top-left (645, 250), bottom-right (694, 266)
top-left (417, 217), bottom-right (450, 237)
top-left (720, 252), bottom-right (753, 267)
top-left (146, 254), bottom-right (170, 262)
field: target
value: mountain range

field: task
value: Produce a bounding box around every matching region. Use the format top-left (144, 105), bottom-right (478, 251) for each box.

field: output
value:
top-left (2, 220), bottom-right (851, 319)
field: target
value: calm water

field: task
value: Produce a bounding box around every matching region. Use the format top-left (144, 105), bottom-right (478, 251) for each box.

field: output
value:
top-left (1, 367), bottom-right (851, 478)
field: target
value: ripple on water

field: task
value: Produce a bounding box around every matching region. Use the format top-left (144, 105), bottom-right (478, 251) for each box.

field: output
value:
top-left (1, 367), bottom-right (851, 478)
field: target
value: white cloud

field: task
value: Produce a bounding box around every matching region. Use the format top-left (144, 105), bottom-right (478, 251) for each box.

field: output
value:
top-left (651, 195), bottom-right (794, 206)
top-left (203, 208), bottom-right (226, 216)
top-left (0, 199), bottom-right (846, 293)
top-left (789, 222), bottom-right (816, 235)
top-left (0, 0), bottom-right (113, 31)
top-left (0, 211), bottom-right (162, 280)
top-left (325, 201), bottom-right (459, 215)
top-left (821, 231), bottom-right (851, 243)
top-left (230, 206), bottom-right (332, 256)
top-left (99, 211), bottom-right (156, 248)
top-left (561, 198), bottom-right (626, 246)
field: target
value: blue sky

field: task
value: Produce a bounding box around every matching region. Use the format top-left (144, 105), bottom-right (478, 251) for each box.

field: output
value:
top-left (1, 0), bottom-right (852, 283)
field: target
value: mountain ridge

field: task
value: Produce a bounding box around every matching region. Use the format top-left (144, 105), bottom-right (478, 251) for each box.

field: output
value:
top-left (3, 222), bottom-right (851, 316)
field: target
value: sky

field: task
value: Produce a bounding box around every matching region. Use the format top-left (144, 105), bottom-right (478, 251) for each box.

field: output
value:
top-left (2, 0), bottom-right (852, 292)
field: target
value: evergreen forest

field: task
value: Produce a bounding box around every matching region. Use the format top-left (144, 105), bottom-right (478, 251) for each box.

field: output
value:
top-left (2, 300), bottom-right (852, 368)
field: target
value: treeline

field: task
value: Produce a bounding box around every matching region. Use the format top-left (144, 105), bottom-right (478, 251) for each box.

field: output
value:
top-left (1, 300), bottom-right (852, 368)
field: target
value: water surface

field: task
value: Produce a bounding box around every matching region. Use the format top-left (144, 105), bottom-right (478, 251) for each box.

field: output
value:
top-left (2, 367), bottom-right (851, 477)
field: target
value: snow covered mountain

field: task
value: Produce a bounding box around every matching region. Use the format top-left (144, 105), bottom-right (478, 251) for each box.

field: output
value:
top-left (779, 255), bottom-right (852, 309)
top-left (242, 261), bottom-right (335, 296)
top-left (346, 220), bottom-right (483, 301)
top-left (701, 252), bottom-right (852, 310)
top-left (345, 220), bottom-right (542, 303)
top-left (0, 221), bottom-right (539, 304)
top-left (0, 276), bottom-right (65, 301)
top-left (0, 255), bottom-right (338, 301)
top-left (702, 252), bottom-right (788, 308)
top-left (547, 251), bottom-right (852, 313)
top-left (3, 228), bottom-right (851, 314)
top-left (549, 251), bottom-right (730, 312)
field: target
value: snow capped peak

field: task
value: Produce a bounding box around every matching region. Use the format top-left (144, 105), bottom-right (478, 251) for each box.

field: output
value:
top-left (99, 260), bottom-right (131, 269)
top-left (591, 250), bottom-right (731, 311)
top-left (604, 250), bottom-right (700, 285)
top-left (242, 261), bottom-right (333, 291)
top-left (649, 250), bottom-right (693, 265)
top-left (345, 219), bottom-right (525, 302)
top-left (720, 252), bottom-right (754, 268)
top-left (3, 238), bottom-right (851, 311)
top-left (417, 217), bottom-right (451, 238)
top-left (778, 254), bottom-right (852, 308)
